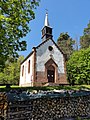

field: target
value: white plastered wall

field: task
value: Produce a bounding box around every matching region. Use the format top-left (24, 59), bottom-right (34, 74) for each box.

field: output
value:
top-left (36, 39), bottom-right (65, 73)
top-left (19, 53), bottom-right (34, 87)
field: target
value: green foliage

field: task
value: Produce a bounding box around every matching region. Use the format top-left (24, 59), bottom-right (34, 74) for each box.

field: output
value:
top-left (57, 32), bottom-right (75, 59)
top-left (67, 47), bottom-right (90, 85)
top-left (0, 0), bottom-right (40, 69)
top-left (0, 56), bottom-right (24, 84)
top-left (80, 21), bottom-right (90, 49)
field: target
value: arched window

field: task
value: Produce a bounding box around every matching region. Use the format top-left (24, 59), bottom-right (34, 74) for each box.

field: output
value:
top-left (22, 65), bottom-right (24, 76)
top-left (28, 60), bottom-right (30, 73)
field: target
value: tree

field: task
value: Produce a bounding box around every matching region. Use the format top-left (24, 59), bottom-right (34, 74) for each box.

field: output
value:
top-left (67, 47), bottom-right (90, 85)
top-left (0, 56), bottom-right (24, 84)
top-left (80, 21), bottom-right (90, 49)
top-left (57, 32), bottom-right (75, 60)
top-left (0, 0), bottom-right (40, 70)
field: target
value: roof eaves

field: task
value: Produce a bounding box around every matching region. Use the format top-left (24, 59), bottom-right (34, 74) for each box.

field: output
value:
top-left (51, 39), bottom-right (67, 60)
top-left (21, 51), bottom-right (34, 65)
top-left (36, 38), bottom-right (50, 49)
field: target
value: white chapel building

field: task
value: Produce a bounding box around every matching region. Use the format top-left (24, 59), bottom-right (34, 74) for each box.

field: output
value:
top-left (19, 13), bottom-right (68, 87)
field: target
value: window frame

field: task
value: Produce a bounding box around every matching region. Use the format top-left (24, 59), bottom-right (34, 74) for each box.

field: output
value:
top-left (22, 65), bottom-right (24, 76)
top-left (28, 60), bottom-right (30, 73)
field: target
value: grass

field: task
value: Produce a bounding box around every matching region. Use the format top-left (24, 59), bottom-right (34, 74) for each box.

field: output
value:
top-left (82, 85), bottom-right (90, 89)
top-left (0, 85), bottom-right (90, 92)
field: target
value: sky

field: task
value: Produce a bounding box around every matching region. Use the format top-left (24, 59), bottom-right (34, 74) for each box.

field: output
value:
top-left (19, 0), bottom-right (90, 57)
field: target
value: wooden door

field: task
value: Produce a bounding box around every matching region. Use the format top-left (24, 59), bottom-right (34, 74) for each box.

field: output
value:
top-left (47, 70), bottom-right (54, 82)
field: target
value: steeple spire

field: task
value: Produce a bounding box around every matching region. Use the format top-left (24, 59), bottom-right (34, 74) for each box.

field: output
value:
top-left (41, 12), bottom-right (53, 42)
top-left (44, 12), bottom-right (49, 26)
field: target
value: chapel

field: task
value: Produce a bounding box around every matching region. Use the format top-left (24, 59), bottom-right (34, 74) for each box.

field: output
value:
top-left (19, 13), bottom-right (68, 87)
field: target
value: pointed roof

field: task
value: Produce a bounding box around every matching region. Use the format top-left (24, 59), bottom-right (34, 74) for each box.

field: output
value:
top-left (44, 12), bottom-right (49, 26)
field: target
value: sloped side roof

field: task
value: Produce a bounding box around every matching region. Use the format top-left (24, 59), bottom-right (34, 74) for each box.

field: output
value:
top-left (21, 51), bottom-right (34, 65)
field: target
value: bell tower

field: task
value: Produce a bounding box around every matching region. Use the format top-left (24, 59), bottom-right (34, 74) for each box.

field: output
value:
top-left (41, 12), bottom-right (53, 42)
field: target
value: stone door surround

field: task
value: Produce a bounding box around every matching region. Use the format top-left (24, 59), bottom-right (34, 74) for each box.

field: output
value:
top-left (45, 58), bottom-right (58, 83)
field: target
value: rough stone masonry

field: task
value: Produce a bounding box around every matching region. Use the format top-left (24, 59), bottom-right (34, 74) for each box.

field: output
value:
top-left (0, 91), bottom-right (90, 120)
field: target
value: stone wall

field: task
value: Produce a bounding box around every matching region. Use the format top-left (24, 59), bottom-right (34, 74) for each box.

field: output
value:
top-left (0, 93), bottom-right (90, 120)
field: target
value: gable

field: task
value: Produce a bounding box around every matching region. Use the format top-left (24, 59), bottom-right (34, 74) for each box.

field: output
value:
top-left (36, 39), bottom-right (64, 58)
top-left (21, 38), bottom-right (66, 65)
top-left (36, 39), bottom-right (65, 73)
top-left (36, 38), bottom-right (66, 57)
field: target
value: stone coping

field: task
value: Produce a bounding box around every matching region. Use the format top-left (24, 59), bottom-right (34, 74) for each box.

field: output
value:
top-left (2, 89), bottom-right (90, 102)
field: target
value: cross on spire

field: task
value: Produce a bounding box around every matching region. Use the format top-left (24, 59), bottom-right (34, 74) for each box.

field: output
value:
top-left (45, 9), bottom-right (48, 14)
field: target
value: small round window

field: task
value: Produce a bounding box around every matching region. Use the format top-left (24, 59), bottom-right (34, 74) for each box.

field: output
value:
top-left (48, 46), bottom-right (53, 51)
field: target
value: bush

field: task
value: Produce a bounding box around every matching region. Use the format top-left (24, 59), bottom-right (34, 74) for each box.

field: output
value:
top-left (67, 47), bottom-right (90, 85)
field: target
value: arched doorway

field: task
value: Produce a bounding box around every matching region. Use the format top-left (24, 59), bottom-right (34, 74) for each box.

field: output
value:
top-left (47, 65), bottom-right (55, 82)
top-left (45, 58), bottom-right (58, 83)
